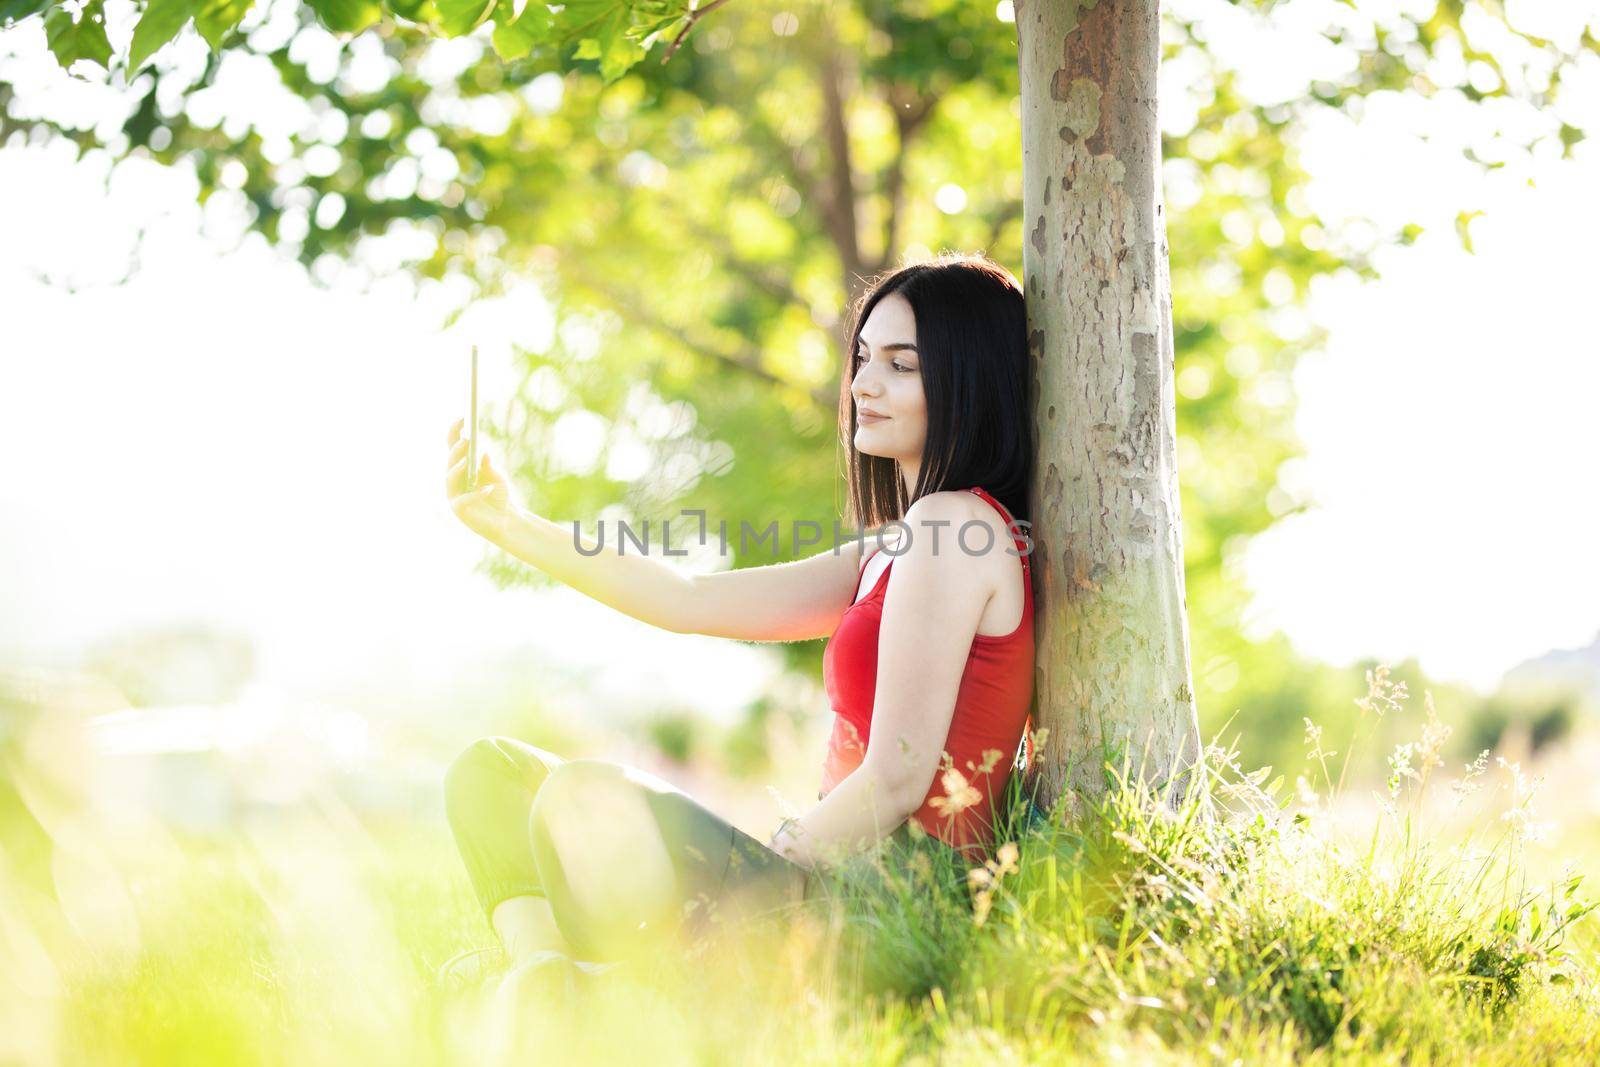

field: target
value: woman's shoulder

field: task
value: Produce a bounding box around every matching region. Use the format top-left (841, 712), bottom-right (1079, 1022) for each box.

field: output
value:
top-left (897, 491), bottom-right (1018, 576)
top-left (902, 488), bottom-right (984, 521)
top-left (895, 491), bottom-right (983, 546)
top-left (903, 489), bottom-right (1017, 541)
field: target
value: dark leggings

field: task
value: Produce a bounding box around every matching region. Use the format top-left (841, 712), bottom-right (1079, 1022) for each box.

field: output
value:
top-left (443, 736), bottom-right (817, 960)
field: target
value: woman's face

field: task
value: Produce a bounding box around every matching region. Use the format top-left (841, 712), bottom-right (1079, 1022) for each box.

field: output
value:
top-left (850, 291), bottom-right (927, 467)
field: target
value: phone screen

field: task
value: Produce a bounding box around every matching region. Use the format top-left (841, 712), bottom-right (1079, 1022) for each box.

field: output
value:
top-left (468, 344), bottom-right (478, 489)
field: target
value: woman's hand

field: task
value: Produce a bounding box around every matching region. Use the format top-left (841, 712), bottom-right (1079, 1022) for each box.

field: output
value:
top-left (446, 417), bottom-right (521, 543)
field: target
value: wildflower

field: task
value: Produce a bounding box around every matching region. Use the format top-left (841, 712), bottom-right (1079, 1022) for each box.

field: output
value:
top-left (1302, 717), bottom-right (1337, 763)
top-left (1497, 756), bottom-right (1552, 844)
top-left (1374, 789), bottom-right (1397, 819)
top-left (966, 840), bottom-right (1021, 927)
top-left (1449, 749), bottom-right (1491, 807)
top-left (1415, 691), bottom-right (1451, 786)
top-left (1302, 717), bottom-right (1322, 748)
top-left (1387, 741), bottom-right (1418, 799)
top-left (764, 784), bottom-right (801, 820)
top-left (929, 768), bottom-right (981, 817)
top-left (969, 748), bottom-right (1005, 776)
top-left (831, 717), bottom-right (866, 759)
top-left (1354, 664), bottom-right (1408, 719)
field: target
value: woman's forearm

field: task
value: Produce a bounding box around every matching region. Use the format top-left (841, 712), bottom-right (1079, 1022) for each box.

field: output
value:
top-left (767, 762), bottom-right (916, 870)
top-left (489, 504), bottom-right (700, 634)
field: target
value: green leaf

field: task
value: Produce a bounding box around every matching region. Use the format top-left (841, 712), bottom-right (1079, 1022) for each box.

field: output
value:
top-left (79, 9), bottom-right (113, 65)
top-left (598, 31), bottom-right (646, 78)
top-left (384, 0), bottom-right (432, 21)
top-left (129, 0), bottom-right (199, 72)
top-left (489, 0), bottom-right (552, 60)
top-left (598, 32), bottom-right (646, 82)
top-left (308, 0), bottom-right (382, 34)
top-left (44, 7), bottom-right (77, 61)
top-left (436, 0), bottom-right (494, 36)
top-left (490, 21), bottom-right (532, 59)
top-left (194, 0), bottom-right (253, 48)
top-left (557, 0), bottom-right (651, 82)
top-left (1454, 209), bottom-right (1484, 255)
top-left (44, 3), bottom-right (113, 70)
top-left (555, 0), bottom-right (620, 37)
top-left (0, 0), bottom-right (50, 26)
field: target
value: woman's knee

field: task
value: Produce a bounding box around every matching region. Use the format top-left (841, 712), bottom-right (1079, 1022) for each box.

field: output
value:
top-left (524, 759), bottom-right (622, 831)
top-left (443, 736), bottom-right (550, 821)
top-left (526, 761), bottom-right (681, 930)
top-left (526, 760), bottom-right (677, 879)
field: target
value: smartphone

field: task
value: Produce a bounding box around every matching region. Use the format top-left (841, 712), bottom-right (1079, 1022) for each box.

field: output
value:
top-left (467, 344), bottom-right (478, 490)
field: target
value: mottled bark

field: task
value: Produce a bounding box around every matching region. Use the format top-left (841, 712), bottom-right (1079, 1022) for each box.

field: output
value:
top-left (1015, 0), bottom-right (1202, 811)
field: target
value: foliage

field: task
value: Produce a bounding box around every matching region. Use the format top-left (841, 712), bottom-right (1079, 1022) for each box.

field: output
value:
top-left (3, 0), bottom-right (1596, 711)
top-left (8, 0), bottom-right (697, 80)
top-left (1463, 690), bottom-right (1581, 759)
top-left (4, 666), bottom-right (1598, 1063)
top-left (728, 672), bottom-right (1600, 1059)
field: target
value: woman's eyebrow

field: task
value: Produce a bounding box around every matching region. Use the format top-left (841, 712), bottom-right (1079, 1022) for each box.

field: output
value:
top-left (857, 340), bottom-right (919, 353)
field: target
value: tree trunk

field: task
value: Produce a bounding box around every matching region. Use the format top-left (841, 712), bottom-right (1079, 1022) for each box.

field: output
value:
top-left (1015, 0), bottom-right (1202, 813)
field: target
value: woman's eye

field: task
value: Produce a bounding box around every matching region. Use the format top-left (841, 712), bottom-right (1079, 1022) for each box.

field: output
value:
top-left (853, 349), bottom-right (912, 373)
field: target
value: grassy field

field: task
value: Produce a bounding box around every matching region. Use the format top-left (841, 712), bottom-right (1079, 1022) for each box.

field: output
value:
top-left (3, 669), bottom-right (1599, 1065)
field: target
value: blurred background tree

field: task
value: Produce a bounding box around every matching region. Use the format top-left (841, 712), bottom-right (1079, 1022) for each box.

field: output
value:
top-left (3, 0), bottom-right (1595, 779)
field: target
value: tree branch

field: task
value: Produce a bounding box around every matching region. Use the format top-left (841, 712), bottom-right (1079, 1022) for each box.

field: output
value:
top-left (731, 103), bottom-right (837, 261)
top-left (873, 85), bottom-right (938, 274)
top-left (660, 0), bottom-right (739, 65)
top-left (559, 256), bottom-right (836, 411)
top-left (981, 198), bottom-right (1026, 258)
top-left (675, 213), bottom-right (811, 313)
top-left (815, 14), bottom-right (867, 300)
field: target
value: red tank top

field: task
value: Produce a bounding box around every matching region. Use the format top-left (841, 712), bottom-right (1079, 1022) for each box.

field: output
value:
top-left (819, 485), bottom-right (1035, 861)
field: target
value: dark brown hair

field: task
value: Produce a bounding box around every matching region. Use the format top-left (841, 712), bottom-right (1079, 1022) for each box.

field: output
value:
top-left (837, 252), bottom-right (1031, 532)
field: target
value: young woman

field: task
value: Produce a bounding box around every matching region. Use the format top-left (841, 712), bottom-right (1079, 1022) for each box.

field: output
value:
top-left (439, 252), bottom-right (1035, 994)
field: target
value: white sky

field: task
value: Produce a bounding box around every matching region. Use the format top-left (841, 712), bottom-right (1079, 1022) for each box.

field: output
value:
top-left (1242, 155), bottom-right (1600, 690)
top-left (0, 145), bottom-right (776, 726)
top-left (2, 0), bottom-right (1598, 715)
top-left (1203, 0), bottom-right (1600, 691)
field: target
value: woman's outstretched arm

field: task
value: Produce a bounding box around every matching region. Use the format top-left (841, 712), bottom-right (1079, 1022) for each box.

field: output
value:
top-left (444, 417), bottom-right (864, 639)
top-left (446, 417), bottom-right (710, 634)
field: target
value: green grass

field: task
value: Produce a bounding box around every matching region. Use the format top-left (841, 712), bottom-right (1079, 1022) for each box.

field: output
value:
top-left (4, 672), bottom-right (1599, 1065)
